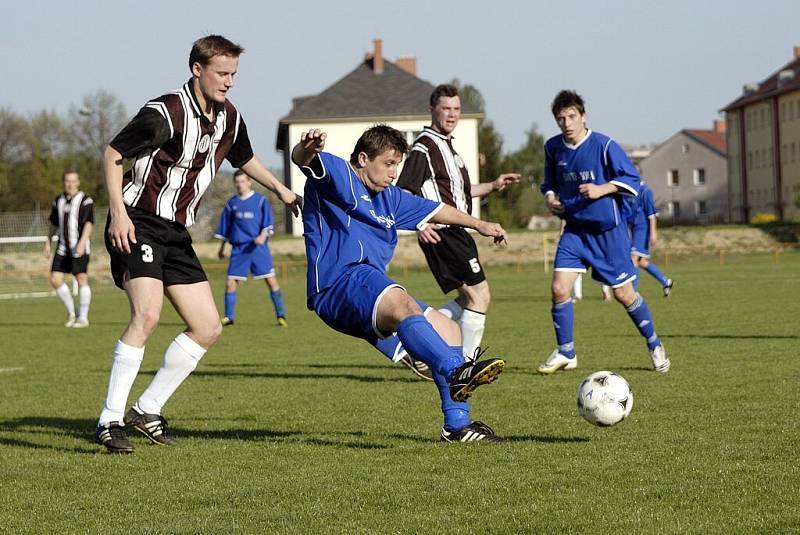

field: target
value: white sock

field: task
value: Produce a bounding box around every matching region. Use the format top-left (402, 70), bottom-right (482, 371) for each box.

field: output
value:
top-left (136, 333), bottom-right (206, 415)
top-left (98, 340), bottom-right (145, 426)
top-left (438, 300), bottom-right (464, 321)
top-left (460, 309), bottom-right (486, 360)
top-left (78, 286), bottom-right (91, 320)
top-left (55, 283), bottom-right (76, 317)
top-left (573, 275), bottom-right (583, 300)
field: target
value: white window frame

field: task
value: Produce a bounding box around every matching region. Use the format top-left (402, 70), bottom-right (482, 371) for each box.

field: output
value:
top-left (693, 168), bottom-right (706, 186)
top-left (667, 169), bottom-right (679, 187)
top-left (695, 200), bottom-right (707, 216)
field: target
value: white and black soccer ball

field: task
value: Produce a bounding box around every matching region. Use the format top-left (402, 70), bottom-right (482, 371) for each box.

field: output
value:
top-left (576, 371), bottom-right (633, 427)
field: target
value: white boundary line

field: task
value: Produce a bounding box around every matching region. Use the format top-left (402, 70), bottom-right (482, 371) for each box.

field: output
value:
top-left (0, 367), bottom-right (24, 373)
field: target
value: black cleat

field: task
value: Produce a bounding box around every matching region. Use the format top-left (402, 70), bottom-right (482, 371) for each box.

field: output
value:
top-left (663, 279), bottom-right (674, 297)
top-left (441, 421), bottom-right (505, 443)
top-left (449, 357), bottom-right (505, 402)
top-left (124, 408), bottom-right (176, 446)
top-left (398, 353), bottom-right (434, 381)
top-left (95, 421), bottom-right (134, 453)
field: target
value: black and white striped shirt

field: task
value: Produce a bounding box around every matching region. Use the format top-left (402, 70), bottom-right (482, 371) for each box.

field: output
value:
top-left (396, 127), bottom-right (472, 215)
top-left (110, 79), bottom-right (254, 227)
top-left (49, 191), bottom-right (94, 257)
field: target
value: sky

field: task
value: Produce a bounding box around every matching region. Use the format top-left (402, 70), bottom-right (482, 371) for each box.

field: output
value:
top-left (1, 0), bottom-right (798, 169)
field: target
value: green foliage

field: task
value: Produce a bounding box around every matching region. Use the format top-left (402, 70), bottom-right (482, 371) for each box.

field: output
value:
top-left (0, 257), bottom-right (799, 531)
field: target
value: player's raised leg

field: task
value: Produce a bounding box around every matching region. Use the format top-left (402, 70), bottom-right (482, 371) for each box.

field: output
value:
top-left (538, 269), bottom-right (580, 374)
top-left (638, 257), bottom-right (673, 297)
top-left (96, 276), bottom-right (164, 453)
top-left (128, 281), bottom-right (222, 445)
top-left (612, 281), bottom-right (670, 372)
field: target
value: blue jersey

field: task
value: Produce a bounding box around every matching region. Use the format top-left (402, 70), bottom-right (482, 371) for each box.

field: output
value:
top-left (623, 183), bottom-right (658, 227)
top-left (299, 152), bottom-right (442, 302)
top-left (542, 130), bottom-right (639, 232)
top-left (214, 191), bottom-right (274, 245)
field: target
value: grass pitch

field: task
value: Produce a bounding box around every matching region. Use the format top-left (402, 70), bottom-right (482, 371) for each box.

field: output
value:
top-left (0, 252), bottom-right (798, 533)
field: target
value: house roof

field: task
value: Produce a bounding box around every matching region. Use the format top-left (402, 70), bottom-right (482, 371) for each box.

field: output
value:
top-left (721, 55), bottom-right (800, 112)
top-left (683, 129), bottom-right (727, 156)
top-left (275, 58), bottom-right (483, 150)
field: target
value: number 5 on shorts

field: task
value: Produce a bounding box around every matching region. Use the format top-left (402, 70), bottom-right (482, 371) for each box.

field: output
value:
top-left (141, 244), bottom-right (154, 263)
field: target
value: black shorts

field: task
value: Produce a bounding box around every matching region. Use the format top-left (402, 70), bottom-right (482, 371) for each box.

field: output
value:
top-left (419, 226), bottom-right (486, 293)
top-left (105, 206), bottom-right (207, 290)
top-left (51, 254), bottom-right (90, 275)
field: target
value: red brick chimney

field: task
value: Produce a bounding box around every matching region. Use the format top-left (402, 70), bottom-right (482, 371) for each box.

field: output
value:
top-left (794, 45), bottom-right (800, 59)
top-left (373, 39), bottom-right (384, 74)
top-left (396, 56), bottom-right (417, 76)
top-left (713, 119), bottom-right (726, 134)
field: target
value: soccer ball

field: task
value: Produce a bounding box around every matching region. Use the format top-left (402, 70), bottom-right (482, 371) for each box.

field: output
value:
top-left (576, 371), bottom-right (633, 426)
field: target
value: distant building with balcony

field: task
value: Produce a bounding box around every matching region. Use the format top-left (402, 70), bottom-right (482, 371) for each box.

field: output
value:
top-left (640, 121), bottom-right (728, 224)
top-left (721, 45), bottom-right (800, 222)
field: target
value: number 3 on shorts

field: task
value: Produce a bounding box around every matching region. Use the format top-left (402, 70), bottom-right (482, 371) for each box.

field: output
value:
top-left (469, 258), bottom-right (480, 273)
top-left (141, 244), bottom-right (154, 263)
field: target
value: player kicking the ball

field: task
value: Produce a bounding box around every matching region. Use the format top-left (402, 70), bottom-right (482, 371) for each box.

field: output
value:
top-left (537, 90), bottom-right (669, 375)
top-left (294, 125), bottom-right (507, 443)
top-left (94, 35), bottom-right (302, 453)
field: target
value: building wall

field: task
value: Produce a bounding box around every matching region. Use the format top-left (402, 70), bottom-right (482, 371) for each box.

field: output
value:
top-left (283, 117), bottom-right (481, 236)
top-left (741, 101), bottom-right (776, 218)
top-left (726, 110), bottom-right (743, 221)
top-left (640, 132), bottom-right (728, 223)
top-left (778, 89), bottom-right (800, 220)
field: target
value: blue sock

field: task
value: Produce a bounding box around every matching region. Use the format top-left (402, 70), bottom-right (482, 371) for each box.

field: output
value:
top-left (645, 263), bottom-right (670, 286)
top-left (434, 348), bottom-right (471, 432)
top-left (552, 299), bottom-right (576, 358)
top-left (224, 291), bottom-right (236, 320)
top-left (397, 315), bottom-right (463, 378)
top-left (270, 289), bottom-right (286, 318)
top-left (626, 293), bottom-right (661, 350)
top-left (375, 334), bottom-right (403, 362)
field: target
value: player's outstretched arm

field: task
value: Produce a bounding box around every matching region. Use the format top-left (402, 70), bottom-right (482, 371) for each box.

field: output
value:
top-left (430, 204), bottom-right (508, 244)
top-left (240, 157), bottom-right (303, 217)
top-left (291, 129), bottom-right (326, 167)
top-left (104, 145), bottom-right (137, 254)
top-left (471, 173), bottom-right (522, 198)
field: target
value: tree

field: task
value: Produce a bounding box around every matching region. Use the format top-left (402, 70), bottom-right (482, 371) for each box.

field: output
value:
top-left (496, 125), bottom-right (548, 227)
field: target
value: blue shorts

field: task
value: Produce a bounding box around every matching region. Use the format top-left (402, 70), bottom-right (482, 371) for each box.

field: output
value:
top-left (227, 243), bottom-right (274, 280)
top-left (555, 224), bottom-right (637, 288)
top-left (309, 263), bottom-right (429, 347)
top-left (630, 223), bottom-right (650, 258)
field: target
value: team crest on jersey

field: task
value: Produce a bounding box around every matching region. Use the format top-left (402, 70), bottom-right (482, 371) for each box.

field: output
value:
top-left (198, 134), bottom-right (211, 153)
top-left (454, 154), bottom-right (465, 168)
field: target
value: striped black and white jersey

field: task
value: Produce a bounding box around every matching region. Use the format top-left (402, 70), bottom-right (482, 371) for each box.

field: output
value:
top-left (396, 127), bottom-right (472, 215)
top-left (109, 79), bottom-right (254, 227)
top-left (49, 191), bottom-right (94, 257)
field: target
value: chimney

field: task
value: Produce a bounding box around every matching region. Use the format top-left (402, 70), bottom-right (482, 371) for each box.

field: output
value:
top-left (713, 119), bottom-right (726, 134)
top-left (373, 39), bottom-right (384, 74)
top-left (396, 56), bottom-right (417, 76)
top-left (794, 45), bottom-right (800, 59)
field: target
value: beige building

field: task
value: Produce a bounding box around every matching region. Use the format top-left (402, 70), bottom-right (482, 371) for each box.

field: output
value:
top-left (276, 40), bottom-right (483, 236)
top-left (722, 46), bottom-right (800, 222)
top-left (640, 121), bottom-right (728, 224)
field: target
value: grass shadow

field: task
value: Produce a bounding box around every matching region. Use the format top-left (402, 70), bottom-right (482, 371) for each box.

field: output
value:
top-left (191, 369), bottom-right (419, 384)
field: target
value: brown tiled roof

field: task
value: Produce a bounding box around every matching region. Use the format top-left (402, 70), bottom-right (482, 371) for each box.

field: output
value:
top-left (683, 129), bottom-right (727, 156)
top-left (721, 56), bottom-right (800, 111)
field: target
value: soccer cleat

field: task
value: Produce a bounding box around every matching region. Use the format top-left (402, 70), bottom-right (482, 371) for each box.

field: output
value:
top-left (448, 358), bottom-right (505, 402)
top-left (95, 421), bottom-right (134, 453)
top-left (64, 315), bottom-right (76, 328)
top-left (277, 316), bottom-right (288, 327)
top-left (221, 316), bottom-right (234, 326)
top-left (650, 344), bottom-right (670, 373)
top-left (537, 349), bottom-right (578, 375)
top-left (663, 279), bottom-right (674, 297)
top-left (72, 317), bottom-right (90, 328)
top-left (124, 408), bottom-right (176, 446)
top-left (398, 354), bottom-right (434, 381)
top-left (441, 421), bottom-right (505, 443)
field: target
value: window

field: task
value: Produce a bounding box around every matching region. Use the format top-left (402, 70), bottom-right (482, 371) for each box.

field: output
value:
top-left (791, 101), bottom-right (796, 121)
top-left (760, 108), bottom-right (765, 128)
top-left (668, 202), bottom-right (680, 219)
top-left (783, 144), bottom-right (788, 164)
top-left (748, 151), bottom-right (753, 170)
top-left (695, 200), bottom-right (707, 216)
top-left (781, 102), bottom-right (786, 122)
top-left (693, 168), bottom-right (706, 185)
top-left (667, 169), bottom-right (679, 187)
top-left (681, 143), bottom-right (690, 154)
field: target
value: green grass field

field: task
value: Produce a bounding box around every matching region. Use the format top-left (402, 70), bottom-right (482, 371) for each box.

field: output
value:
top-left (1, 252), bottom-right (799, 533)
